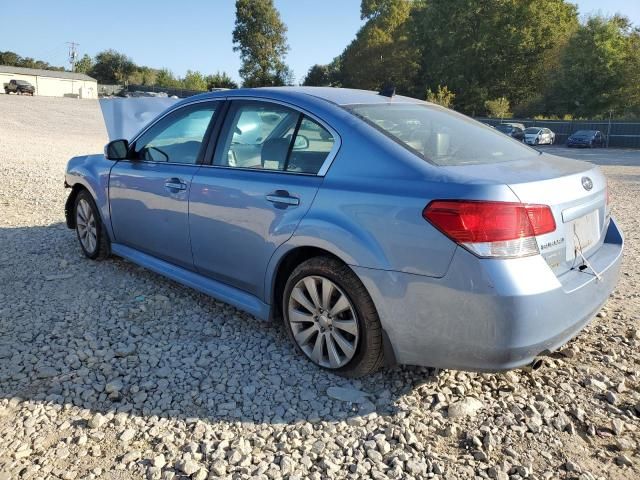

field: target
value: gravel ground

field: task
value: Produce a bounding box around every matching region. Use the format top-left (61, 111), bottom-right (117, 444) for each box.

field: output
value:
top-left (0, 95), bottom-right (639, 480)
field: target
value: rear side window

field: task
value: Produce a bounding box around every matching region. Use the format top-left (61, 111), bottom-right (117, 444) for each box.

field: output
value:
top-left (214, 100), bottom-right (335, 175)
top-left (347, 104), bottom-right (538, 166)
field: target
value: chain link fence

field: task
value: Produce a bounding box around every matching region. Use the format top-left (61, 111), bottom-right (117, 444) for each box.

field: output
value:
top-left (478, 117), bottom-right (640, 148)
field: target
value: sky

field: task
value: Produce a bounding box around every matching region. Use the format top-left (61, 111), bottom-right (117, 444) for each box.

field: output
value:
top-left (0, 0), bottom-right (639, 85)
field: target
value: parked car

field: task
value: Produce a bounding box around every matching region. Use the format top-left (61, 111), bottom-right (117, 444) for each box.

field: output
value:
top-left (3, 79), bottom-right (35, 95)
top-left (567, 130), bottom-right (606, 148)
top-left (64, 87), bottom-right (623, 376)
top-left (524, 127), bottom-right (555, 145)
top-left (495, 123), bottom-right (525, 141)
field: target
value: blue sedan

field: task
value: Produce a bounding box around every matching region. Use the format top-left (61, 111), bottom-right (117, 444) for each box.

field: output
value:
top-left (64, 87), bottom-right (623, 376)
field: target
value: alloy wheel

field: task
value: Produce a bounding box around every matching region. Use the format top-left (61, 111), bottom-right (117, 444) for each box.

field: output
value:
top-left (287, 275), bottom-right (359, 369)
top-left (76, 198), bottom-right (97, 254)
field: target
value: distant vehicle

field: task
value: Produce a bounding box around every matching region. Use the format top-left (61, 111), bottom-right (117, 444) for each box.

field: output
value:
top-left (3, 79), bottom-right (35, 95)
top-left (495, 124), bottom-right (525, 141)
top-left (524, 127), bottom-right (555, 145)
top-left (567, 130), bottom-right (606, 148)
top-left (504, 122), bottom-right (526, 131)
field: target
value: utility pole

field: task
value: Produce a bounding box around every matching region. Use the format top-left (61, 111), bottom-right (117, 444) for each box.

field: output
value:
top-left (66, 42), bottom-right (79, 72)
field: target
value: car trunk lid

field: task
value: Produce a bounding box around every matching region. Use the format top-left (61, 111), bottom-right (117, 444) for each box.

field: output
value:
top-left (439, 153), bottom-right (609, 275)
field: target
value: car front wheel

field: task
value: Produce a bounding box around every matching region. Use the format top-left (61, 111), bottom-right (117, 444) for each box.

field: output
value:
top-left (282, 256), bottom-right (384, 377)
top-left (74, 190), bottom-right (109, 260)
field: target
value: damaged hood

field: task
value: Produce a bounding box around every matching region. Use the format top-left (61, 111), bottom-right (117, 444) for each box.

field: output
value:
top-left (99, 97), bottom-right (179, 141)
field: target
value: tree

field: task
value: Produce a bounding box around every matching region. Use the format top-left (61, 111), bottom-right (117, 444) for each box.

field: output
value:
top-left (414, 0), bottom-right (578, 115)
top-left (182, 70), bottom-right (208, 91)
top-left (205, 72), bottom-right (238, 89)
top-left (550, 15), bottom-right (638, 118)
top-left (302, 64), bottom-right (331, 86)
top-left (232, 0), bottom-right (292, 87)
top-left (90, 49), bottom-right (136, 84)
top-left (485, 97), bottom-right (512, 119)
top-left (339, 0), bottom-right (420, 95)
top-left (74, 54), bottom-right (93, 74)
top-left (0, 50), bottom-right (64, 71)
top-left (0, 51), bottom-right (20, 66)
top-left (426, 85), bottom-right (455, 108)
top-left (156, 68), bottom-right (179, 88)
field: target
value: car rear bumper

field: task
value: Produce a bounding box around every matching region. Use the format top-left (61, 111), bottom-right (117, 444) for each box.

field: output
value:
top-left (353, 217), bottom-right (623, 371)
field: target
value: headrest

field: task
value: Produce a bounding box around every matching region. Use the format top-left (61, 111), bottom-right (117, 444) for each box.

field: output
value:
top-left (261, 138), bottom-right (290, 169)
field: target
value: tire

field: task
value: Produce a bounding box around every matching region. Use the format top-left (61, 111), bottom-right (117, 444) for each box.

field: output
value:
top-left (282, 256), bottom-right (384, 377)
top-left (74, 190), bottom-right (110, 260)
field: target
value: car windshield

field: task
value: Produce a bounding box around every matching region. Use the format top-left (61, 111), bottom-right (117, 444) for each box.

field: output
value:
top-left (15, 80), bottom-right (30, 85)
top-left (347, 103), bottom-right (538, 166)
top-left (573, 130), bottom-right (594, 136)
top-left (524, 127), bottom-right (541, 134)
top-left (495, 125), bottom-right (512, 132)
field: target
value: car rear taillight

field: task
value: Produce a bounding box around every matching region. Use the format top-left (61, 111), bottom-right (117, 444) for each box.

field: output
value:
top-left (423, 200), bottom-right (556, 258)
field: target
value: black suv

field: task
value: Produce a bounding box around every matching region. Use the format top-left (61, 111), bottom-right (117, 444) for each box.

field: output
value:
top-left (4, 79), bottom-right (35, 95)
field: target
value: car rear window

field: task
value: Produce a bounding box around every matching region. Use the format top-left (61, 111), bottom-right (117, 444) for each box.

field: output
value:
top-left (347, 103), bottom-right (538, 166)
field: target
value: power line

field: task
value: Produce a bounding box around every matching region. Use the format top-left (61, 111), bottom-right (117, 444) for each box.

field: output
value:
top-left (66, 42), bottom-right (79, 72)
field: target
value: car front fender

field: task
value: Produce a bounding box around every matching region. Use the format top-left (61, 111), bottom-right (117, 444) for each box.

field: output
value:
top-left (65, 154), bottom-right (116, 240)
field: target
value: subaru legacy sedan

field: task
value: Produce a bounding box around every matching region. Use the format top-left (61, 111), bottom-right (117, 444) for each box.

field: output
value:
top-left (65, 87), bottom-right (623, 377)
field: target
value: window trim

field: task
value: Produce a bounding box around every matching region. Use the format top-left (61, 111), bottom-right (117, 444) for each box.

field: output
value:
top-left (125, 99), bottom-right (224, 167)
top-left (201, 96), bottom-right (341, 177)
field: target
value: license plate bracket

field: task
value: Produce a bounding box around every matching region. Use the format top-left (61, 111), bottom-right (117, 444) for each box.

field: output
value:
top-left (565, 210), bottom-right (600, 261)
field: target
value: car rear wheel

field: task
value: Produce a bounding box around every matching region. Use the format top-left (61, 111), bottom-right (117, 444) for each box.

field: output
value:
top-left (74, 190), bottom-right (109, 260)
top-left (282, 256), bottom-right (384, 377)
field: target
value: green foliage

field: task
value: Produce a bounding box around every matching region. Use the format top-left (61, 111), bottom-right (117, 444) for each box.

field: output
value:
top-left (206, 71), bottom-right (238, 89)
top-left (155, 68), bottom-right (178, 88)
top-left (485, 97), bottom-right (512, 118)
top-left (0, 50), bottom-right (64, 71)
top-left (339, 0), bottom-right (420, 95)
top-left (182, 70), bottom-right (208, 91)
top-left (74, 54), bottom-right (93, 74)
top-left (426, 85), bottom-right (455, 108)
top-left (414, 0), bottom-right (578, 115)
top-left (550, 15), bottom-right (640, 118)
top-left (90, 50), bottom-right (135, 84)
top-left (233, 0), bottom-right (292, 87)
top-left (302, 64), bottom-right (331, 86)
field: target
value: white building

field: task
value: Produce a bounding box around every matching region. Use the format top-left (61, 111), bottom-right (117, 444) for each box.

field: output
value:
top-left (0, 65), bottom-right (97, 99)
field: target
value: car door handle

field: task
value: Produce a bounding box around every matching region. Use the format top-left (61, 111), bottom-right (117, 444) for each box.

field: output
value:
top-left (164, 179), bottom-right (187, 191)
top-left (266, 191), bottom-right (300, 206)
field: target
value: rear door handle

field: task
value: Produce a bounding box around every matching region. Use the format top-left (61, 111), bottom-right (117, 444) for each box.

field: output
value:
top-left (266, 191), bottom-right (300, 206)
top-left (164, 178), bottom-right (187, 191)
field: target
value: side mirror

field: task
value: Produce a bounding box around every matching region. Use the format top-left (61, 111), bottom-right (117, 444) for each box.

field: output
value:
top-left (293, 135), bottom-right (309, 150)
top-left (104, 139), bottom-right (129, 160)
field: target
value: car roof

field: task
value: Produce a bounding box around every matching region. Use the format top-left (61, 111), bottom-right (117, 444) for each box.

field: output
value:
top-left (181, 86), bottom-right (425, 107)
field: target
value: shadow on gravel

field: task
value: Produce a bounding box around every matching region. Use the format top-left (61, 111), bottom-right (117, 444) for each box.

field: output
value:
top-left (0, 223), bottom-right (439, 426)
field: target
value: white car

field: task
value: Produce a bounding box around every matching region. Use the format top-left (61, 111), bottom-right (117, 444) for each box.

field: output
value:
top-left (524, 127), bottom-right (555, 145)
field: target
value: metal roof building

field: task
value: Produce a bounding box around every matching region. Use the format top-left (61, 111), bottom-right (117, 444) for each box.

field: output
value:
top-left (0, 65), bottom-right (97, 99)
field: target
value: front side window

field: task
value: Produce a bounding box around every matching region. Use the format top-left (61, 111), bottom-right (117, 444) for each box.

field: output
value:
top-left (133, 102), bottom-right (217, 164)
top-left (215, 101), bottom-right (335, 174)
top-left (348, 103), bottom-right (538, 166)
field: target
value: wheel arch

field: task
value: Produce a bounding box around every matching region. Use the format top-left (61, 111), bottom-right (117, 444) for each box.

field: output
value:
top-left (267, 243), bottom-right (398, 367)
top-left (64, 183), bottom-right (89, 229)
top-left (268, 245), bottom-right (346, 322)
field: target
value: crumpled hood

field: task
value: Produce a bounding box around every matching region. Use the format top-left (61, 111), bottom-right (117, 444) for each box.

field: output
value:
top-left (99, 97), bottom-right (179, 141)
